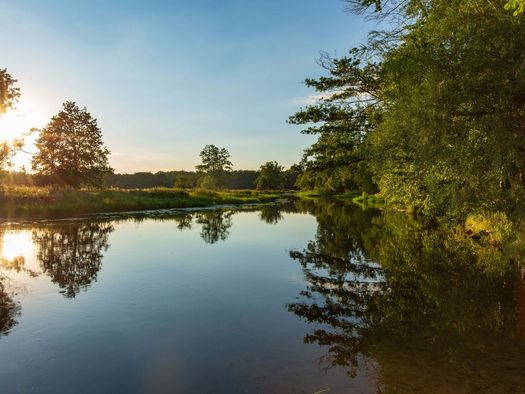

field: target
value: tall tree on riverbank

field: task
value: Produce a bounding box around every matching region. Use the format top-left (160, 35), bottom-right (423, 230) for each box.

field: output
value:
top-left (288, 50), bottom-right (380, 194)
top-left (196, 144), bottom-right (233, 189)
top-left (32, 102), bottom-right (113, 187)
top-left (292, 0), bottom-right (525, 220)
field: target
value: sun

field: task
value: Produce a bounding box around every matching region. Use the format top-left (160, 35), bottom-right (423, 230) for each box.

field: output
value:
top-left (0, 99), bottom-right (46, 142)
top-left (0, 98), bottom-right (47, 169)
top-left (1, 231), bottom-right (34, 262)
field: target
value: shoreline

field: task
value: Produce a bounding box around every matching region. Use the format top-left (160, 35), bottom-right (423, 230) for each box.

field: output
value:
top-left (0, 201), bottom-right (285, 226)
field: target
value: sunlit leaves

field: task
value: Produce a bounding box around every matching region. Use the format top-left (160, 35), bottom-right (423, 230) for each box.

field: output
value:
top-left (0, 69), bottom-right (19, 116)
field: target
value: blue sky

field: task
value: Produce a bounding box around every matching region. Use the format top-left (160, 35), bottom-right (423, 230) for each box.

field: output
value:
top-left (0, 0), bottom-right (372, 173)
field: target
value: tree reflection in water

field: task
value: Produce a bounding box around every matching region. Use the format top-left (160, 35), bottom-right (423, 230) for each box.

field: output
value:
top-left (32, 221), bottom-right (114, 298)
top-left (196, 211), bottom-right (233, 244)
top-left (0, 281), bottom-right (20, 337)
top-left (288, 199), bottom-right (525, 392)
top-left (0, 233), bottom-right (28, 336)
top-left (258, 204), bottom-right (284, 225)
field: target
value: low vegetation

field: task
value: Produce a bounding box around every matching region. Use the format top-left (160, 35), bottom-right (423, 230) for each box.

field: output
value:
top-left (0, 186), bottom-right (282, 219)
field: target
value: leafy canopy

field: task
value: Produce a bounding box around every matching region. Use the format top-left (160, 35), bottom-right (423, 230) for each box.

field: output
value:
top-left (195, 144), bottom-right (233, 189)
top-left (32, 101), bottom-right (113, 188)
top-left (255, 161), bottom-right (286, 190)
top-left (291, 0), bottom-right (525, 222)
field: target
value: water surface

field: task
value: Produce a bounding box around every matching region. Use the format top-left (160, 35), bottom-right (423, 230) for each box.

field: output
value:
top-left (0, 200), bottom-right (524, 393)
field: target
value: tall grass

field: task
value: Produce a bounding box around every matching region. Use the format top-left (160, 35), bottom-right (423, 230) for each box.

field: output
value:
top-left (0, 186), bottom-right (280, 219)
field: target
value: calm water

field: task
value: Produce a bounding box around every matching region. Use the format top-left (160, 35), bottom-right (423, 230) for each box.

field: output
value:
top-left (0, 200), bottom-right (524, 393)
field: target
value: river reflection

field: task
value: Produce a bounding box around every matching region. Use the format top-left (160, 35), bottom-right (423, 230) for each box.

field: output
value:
top-left (0, 209), bottom-right (251, 333)
top-left (195, 211), bottom-right (234, 244)
top-left (0, 201), bottom-right (523, 392)
top-left (288, 199), bottom-right (525, 392)
top-left (33, 222), bottom-right (114, 298)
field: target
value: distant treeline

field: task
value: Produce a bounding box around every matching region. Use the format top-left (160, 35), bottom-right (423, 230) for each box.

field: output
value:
top-left (1, 169), bottom-right (300, 190)
top-left (110, 169), bottom-right (300, 189)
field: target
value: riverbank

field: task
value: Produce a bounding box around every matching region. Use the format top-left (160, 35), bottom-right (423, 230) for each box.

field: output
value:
top-left (296, 190), bottom-right (386, 208)
top-left (0, 186), bottom-right (285, 219)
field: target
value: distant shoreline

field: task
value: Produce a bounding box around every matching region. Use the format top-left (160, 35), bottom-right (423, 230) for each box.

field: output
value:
top-left (0, 186), bottom-right (291, 221)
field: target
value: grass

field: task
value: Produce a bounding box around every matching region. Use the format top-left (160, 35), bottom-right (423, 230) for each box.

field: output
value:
top-left (0, 186), bottom-right (282, 219)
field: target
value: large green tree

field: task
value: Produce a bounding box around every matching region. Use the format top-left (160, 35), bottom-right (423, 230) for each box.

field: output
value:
top-left (369, 0), bottom-right (525, 219)
top-left (292, 0), bottom-right (525, 221)
top-left (32, 101), bottom-right (113, 187)
top-left (255, 161), bottom-right (286, 190)
top-left (195, 144), bottom-right (233, 189)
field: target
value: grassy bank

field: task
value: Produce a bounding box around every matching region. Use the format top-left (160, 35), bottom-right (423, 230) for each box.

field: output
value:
top-left (0, 186), bottom-right (283, 219)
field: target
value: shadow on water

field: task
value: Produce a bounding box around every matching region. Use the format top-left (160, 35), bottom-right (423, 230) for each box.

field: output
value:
top-left (287, 198), bottom-right (525, 392)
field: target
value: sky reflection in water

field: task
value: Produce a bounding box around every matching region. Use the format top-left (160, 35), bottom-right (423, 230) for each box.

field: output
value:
top-left (0, 200), bottom-right (523, 393)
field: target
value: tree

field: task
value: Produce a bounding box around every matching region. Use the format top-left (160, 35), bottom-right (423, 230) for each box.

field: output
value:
top-left (32, 101), bottom-right (113, 187)
top-left (284, 164), bottom-right (303, 190)
top-left (255, 161), bottom-right (286, 190)
top-left (173, 173), bottom-right (195, 189)
top-left (0, 69), bottom-right (19, 116)
top-left (368, 0), bottom-right (525, 219)
top-left (288, 50), bottom-right (380, 194)
top-left (0, 69), bottom-right (20, 171)
top-left (292, 0), bottom-right (525, 221)
top-left (195, 144), bottom-right (233, 189)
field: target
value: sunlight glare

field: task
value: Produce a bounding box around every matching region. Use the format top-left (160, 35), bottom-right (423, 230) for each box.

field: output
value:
top-left (0, 98), bottom-right (46, 169)
top-left (1, 231), bottom-right (34, 261)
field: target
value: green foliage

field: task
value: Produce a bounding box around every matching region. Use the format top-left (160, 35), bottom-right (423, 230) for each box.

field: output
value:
top-left (293, 0), bottom-right (525, 223)
top-left (255, 161), bottom-right (286, 190)
top-left (173, 173), bottom-right (195, 189)
top-left (372, 0), bottom-right (525, 219)
top-left (32, 102), bottom-right (113, 188)
top-left (0, 185), bottom-right (281, 219)
top-left (505, 0), bottom-right (525, 15)
top-left (284, 164), bottom-right (302, 190)
top-left (196, 144), bottom-right (233, 189)
top-left (288, 50), bottom-right (380, 194)
top-left (287, 198), bottom-right (523, 389)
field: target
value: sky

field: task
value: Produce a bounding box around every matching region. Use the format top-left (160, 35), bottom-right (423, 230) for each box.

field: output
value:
top-left (0, 0), bottom-right (372, 173)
